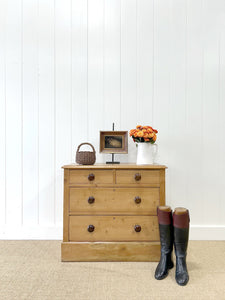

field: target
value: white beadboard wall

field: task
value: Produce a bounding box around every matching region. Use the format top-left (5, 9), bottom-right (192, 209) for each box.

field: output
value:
top-left (0, 0), bottom-right (225, 240)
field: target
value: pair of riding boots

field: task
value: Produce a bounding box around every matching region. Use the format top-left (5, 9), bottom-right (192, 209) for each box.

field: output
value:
top-left (155, 207), bottom-right (190, 286)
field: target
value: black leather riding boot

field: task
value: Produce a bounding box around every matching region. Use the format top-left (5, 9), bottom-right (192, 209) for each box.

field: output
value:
top-left (155, 207), bottom-right (174, 280)
top-left (173, 209), bottom-right (190, 286)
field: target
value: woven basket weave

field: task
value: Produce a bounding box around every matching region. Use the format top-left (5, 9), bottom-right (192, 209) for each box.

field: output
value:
top-left (76, 142), bottom-right (96, 165)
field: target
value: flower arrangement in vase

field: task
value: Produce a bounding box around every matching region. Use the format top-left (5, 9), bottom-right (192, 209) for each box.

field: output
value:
top-left (129, 125), bottom-right (158, 143)
top-left (129, 125), bottom-right (158, 165)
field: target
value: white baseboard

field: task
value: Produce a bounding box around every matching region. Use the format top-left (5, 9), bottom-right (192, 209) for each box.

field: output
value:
top-left (0, 225), bottom-right (63, 240)
top-left (0, 225), bottom-right (225, 240)
top-left (190, 225), bottom-right (225, 240)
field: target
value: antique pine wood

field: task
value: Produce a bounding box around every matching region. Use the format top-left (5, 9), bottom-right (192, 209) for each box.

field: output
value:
top-left (69, 215), bottom-right (159, 242)
top-left (69, 187), bottom-right (160, 215)
top-left (63, 169), bottom-right (69, 242)
top-left (61, 164), bottom-right (167, 261)
top-left (69, 169), bottom-right (114, 185)
top-left (115, 170), bottom-right (160, 185)
top-left (61, 242), bottom-right (161, 262)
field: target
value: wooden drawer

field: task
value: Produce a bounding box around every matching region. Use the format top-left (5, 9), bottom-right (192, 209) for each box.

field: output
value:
top-left (69, 170), bottom-right (113, 185)
top-left (69, 187), bottom-right (159, 215)
top-left (116, 170), bottom-right (160, 185)
top-left (69, 216), bottom-right (159, 242)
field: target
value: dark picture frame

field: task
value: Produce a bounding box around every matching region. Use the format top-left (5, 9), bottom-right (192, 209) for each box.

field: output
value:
top-left (100, 131), bottom-right (128, 154)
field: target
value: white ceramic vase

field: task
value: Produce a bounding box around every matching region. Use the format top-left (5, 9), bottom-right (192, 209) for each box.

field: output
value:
top-left (136, 142), bottom-right (158, 165)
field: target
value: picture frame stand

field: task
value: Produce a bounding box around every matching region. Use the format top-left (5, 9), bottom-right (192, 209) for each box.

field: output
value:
top-left (106, 153), bottom-right (120, 164)
top-left (100, 123), bottom-right (128, 164)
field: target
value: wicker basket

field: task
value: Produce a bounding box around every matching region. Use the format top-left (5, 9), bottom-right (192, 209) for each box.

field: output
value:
top-left (76, 142), bottom-right (96, 165)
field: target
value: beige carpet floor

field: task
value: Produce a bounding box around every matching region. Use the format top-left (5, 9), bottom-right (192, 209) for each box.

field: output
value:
top-left (0, 241), bottom-right (224, 300)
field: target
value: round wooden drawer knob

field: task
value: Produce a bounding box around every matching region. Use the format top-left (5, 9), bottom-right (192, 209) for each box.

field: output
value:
top-left (134, 173), bottom-right (141, 181)
top-left (134, 225), bottom-right (142, 232)
top-left (88, 196), bottom-right (95, 204)
top-left (87, 224), bottom-right (95, 232)
top-left (88, 173), bottom-right (95, 181)
top-left (134, 196), bottom-right (141, 204)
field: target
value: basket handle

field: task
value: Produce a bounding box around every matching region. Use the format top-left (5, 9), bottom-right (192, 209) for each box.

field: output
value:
top-left (76, 142), bottom-right (96, 153)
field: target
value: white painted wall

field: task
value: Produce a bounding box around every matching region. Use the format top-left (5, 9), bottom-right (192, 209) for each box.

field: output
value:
top-left (0, 0), bottom-right (225, 240)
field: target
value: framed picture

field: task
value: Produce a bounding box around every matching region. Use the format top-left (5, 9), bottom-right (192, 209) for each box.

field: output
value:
top-left (100, 131), bottom-right (128, 154)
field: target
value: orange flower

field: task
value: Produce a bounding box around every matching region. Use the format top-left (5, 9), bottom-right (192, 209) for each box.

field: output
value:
top-left (129, 129), bottom-right (136, 136)
top-left (130, 125), bottom-right (158, 143)
top-left (147, 128), bottom-right (153, 133)
top-left (152, 134), bottom-right (157, 141)
top-left (137, 131), bottom-right (144, 137)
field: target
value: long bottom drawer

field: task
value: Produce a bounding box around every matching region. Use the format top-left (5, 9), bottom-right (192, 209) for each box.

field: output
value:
top-left (61, 241), bottom-right (160, 262)
top-left (69, 215), bottom-right (159, 242)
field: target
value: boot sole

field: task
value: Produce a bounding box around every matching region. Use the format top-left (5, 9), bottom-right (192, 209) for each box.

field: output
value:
top-left (155, 265), bottom-right (174, 280)
top-left (176, 277), bottom-right (189, 286)
top-left (155, 273), bottom-right (168, 280)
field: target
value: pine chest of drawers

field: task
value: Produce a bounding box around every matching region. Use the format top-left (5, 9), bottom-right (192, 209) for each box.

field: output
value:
top-left (61, 164), bottom-right (167, 261)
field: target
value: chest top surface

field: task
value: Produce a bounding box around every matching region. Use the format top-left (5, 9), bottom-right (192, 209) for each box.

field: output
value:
top-left (62, 163), bottom-right (167, 169)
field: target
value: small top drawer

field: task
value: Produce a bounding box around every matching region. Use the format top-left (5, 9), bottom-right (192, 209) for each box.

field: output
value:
top-left (69, 169), bottom-right (113, 185)
top-left (116, 170), bottom-right (160, 185)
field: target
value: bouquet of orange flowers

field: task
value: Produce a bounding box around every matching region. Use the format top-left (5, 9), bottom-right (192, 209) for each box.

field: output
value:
top-left (129, 125), bottom-right (158, 143)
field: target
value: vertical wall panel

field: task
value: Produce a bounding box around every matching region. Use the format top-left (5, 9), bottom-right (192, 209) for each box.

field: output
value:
top-left (169, 0), bottom-right (187, 208)
top-left (186, 0), bottom-right (204, 223)
top-left (88, 0), bottom-right (104, 162)
top-left (218, 2), bottom-right (225, 225)
top-left (104, 0), bottom-right (121, 130)
top-left (153, 0), bottom-right (172, 203)
top-left (38, 0), bottom-right (55, 225)
top-left (22, 0), bottom-right (39, 225)
top-left (0, 0), bottom-right (6, 226)
top-left (55, 0), bottom-right (72, 224)
top-left (103, 0), bottom-right (121, 163)
top-left (137, 0), bottom-right (154, 125)
top-left (71, 0), bottom-right (88, 157)
top-left (121, 0), bottom-right (137, 163)
top-left (202, 0), bottom-right (220, 224)
top-left (5, 0), bottom-right (22, 225)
